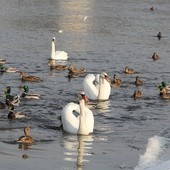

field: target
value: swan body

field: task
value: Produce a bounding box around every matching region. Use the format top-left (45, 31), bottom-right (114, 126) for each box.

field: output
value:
top-left (61, 92), bottom-right (94, 135)
top-left (83, 72), bottom-right (111, 100)
top-left (51, 37), bottom-right (69, 60)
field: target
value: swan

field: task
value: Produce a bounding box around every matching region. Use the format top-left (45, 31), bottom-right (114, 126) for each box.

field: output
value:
top-left (50, 37), bottom-right (69, 60)
top-left (83, 72), bottom-right (111, 100)
top-left (61, 92), bottom-right (94, 135)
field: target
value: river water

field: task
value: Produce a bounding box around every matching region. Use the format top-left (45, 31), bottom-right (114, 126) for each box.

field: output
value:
top-left (0, 0), bottom-right (170, 170)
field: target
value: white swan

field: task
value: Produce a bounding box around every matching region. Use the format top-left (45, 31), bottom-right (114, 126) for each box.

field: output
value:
top-left (50, 37), bottom-right (69, 60)
top-left (83, 72), bottom-right (111, 100)
top-left (61, 92), bottom-right (94, 135)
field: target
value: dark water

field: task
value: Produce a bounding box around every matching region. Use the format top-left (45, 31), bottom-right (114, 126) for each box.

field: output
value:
top-left (0, 0), bottom-right (170, 170)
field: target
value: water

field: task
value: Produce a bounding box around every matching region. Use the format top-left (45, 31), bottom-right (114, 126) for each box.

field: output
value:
top-left (0, 0), bottom-right (170, 169)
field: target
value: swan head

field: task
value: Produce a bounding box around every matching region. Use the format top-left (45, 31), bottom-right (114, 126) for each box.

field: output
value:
top-left (100, 72), bottom-right (110, 82)
top-left (52, 37), bottom-right (56, 43)
top-left (78, 91), bottom-right (89, 103)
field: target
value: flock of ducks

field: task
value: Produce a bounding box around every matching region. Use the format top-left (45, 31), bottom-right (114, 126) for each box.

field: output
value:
top-left (0, 31), bottom-right (168, 144)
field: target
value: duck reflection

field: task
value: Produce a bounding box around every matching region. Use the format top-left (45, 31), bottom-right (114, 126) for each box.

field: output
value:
top-left (63, 134), bottom-right (94, 170)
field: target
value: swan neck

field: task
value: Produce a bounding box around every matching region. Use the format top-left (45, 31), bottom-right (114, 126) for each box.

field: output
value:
top-left (98, 77), bottom-right (105, 100)
top-left (51, 41), bottom-right (56, 59)
top-left (78, 99), bottom-right (89, 135)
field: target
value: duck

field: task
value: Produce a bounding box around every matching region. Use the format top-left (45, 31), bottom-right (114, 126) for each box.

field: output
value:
top-left (132, 90), bottom-right (143, 100)
top-left (124, 66), bottom-right (135, 74)
top-left (157, 32), bottom-right (162, 40)
top-left (150, 7), bottom-right (154, 11)
top-left (0, 59), bottom-right (7, 64)
top-left (67, 64), bottom-right (86, 79)
top-left (0, 101), bottom-right (7, 109)
top-left (21, 85), bottom-right (41, 99)
top-left (159, 88), bottom-right (170, 99)
top-left (68, 64), bottom-right (86, 75)
top-left (48, 59), bottom-right (68, 70)
top-left (83, 72), bottom-right (111, 100)
top-left (158, 81), bottom-right (170, 95)
top-left (19, 72), bottom-right (42, 82)
top-left (61, 91), bottom-right (94, 135)
top-left (110, 74), bottom-right (122, 88)
top-left (152, 52), bottom-right (160, 61)
top-left (4, 86), bottom-right (20, 106)
top-left (50, 37), bottom-right (69, 60)
top-left (0, 64), bottom-right (19, 73)
top-left (8, 105), bottom-right (26, 119)
top-left (17, 127), bottom-right (34, 144)
top-left (135, 76), bottom-right (143, 86)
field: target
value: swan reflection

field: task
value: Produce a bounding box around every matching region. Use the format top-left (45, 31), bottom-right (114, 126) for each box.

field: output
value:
top-left (63, 134), bottom-right (94, 170)
top-left (97, 100), bottom-right (111, 113)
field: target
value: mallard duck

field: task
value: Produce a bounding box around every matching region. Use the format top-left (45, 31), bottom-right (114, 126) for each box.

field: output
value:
top-left (135, 76), bottom-right (143, 86)
top-left (132, 90), bottom-right (143, 99)
top-left (124, 66), bottom-right (135, 74)
top-left (0, 64), bottom-right (19, 73)
top-left (21, 85), bottom-right (41, 99)
top-left (19, 72), bottom-right (42, 82)
top-left (8, 105), bottom-right (26, 119)
top-left (68, 64), bottom-right (86, 75)
top-left (4, 86), bottom-right (20, 106)
top-left (158, 81), bottom-right (170, 95)
top-left (157, 32), bottom-right (162, 40)
top-left (150, 7), bottom-right (154, 11)
top-left (159, 88), bottom-right (170, 99)
top-left (0, 59), bottom-right (7, 64)
top-left (110, 74), bottom-right (122, 87)
top-left (0, 101), bottom-right (7, 109)
top-left (48, 59), bottom-right (67, 70)
top-left (17, 127), bottom-right (34, 144)
top-left (152, 52), bottom-right (160, 61)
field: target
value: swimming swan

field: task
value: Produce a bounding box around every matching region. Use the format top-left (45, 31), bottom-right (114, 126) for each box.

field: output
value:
top-left (50, 37), bottom-right (69, 60)
top-left (83, 72), bottom-right (111, 100)
top-left (61, 92), bottom-right (94, 135)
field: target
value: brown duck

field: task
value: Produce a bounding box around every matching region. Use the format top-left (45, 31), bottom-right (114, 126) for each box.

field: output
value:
top-left (17, 127), bottom-right (34, 144)
top-left (19, 72), bottom-right (42, 82)
top-left (48, 59), bottom-right (67, 70)
top-left (135, 76), bottom-right (143, 86)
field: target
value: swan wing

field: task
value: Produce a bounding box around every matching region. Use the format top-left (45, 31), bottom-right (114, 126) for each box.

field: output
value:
top-left (61, 102), bottom-right (80, 134)
top-left (83, 74), bottom-right (99, 100)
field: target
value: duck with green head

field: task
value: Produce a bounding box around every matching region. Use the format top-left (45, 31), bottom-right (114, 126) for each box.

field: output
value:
top-left (21, 85), bottom-right (41, 99)
top-left (0, 64), bottom-right (18, 73)
top-left (158, 81), bottom-right (170, 95)
top-left (4, 86), bottom-right (20, 106)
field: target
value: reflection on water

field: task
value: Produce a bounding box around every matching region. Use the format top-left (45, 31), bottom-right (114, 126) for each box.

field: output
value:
top-left (63, 134), bottom-right (93, 170)
top-left (97, 100), bottom-right (111, 113)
